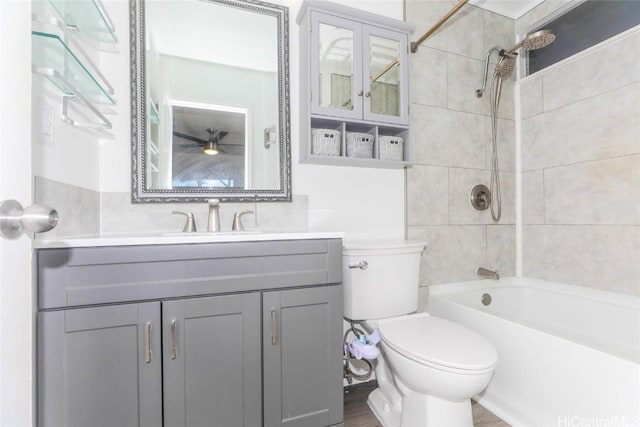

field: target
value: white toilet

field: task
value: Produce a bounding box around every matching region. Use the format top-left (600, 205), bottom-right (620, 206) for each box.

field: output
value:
top-left (343, 240), bottom-right (497, 427)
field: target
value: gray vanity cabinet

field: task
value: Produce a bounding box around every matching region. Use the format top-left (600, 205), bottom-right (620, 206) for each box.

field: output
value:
top-left (36, 238), bottom-right (344, 427)
top-left (37, 302), bottom-right (163, 427)
top-left (263, 286), bottom-right (344, 427)
top-left (162, 293), bottom-right (262, 427)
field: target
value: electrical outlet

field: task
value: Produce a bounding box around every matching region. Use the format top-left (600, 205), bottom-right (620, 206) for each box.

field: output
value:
top-left (40, 104), bottom-right (54, 146)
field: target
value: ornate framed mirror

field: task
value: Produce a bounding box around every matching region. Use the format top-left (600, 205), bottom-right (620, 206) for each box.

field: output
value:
top-left (131, 0), bottom-right (290, 202)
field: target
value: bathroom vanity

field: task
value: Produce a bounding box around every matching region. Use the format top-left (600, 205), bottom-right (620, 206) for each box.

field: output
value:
top-left (35, 234), bottom-right (344, 427)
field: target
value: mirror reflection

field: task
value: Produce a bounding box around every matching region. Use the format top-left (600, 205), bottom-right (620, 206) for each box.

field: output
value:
top-left (318, 23), bottom-right (354, 110)
top-left (132, 0), bottom-right (290, 202)
top-left (369, 36), bottom-right (401, 117)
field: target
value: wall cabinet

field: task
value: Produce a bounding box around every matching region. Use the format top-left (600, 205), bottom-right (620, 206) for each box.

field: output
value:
top-left (36, 239), bottom-right (344, 427)
top-left (298, 1), bottom-right (413, 168)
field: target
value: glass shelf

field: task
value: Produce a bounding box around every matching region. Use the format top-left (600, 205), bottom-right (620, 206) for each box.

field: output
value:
top-left (47, 0), bottom-right (117, 43)
top-left (32, 31), bottom-right (115, 105)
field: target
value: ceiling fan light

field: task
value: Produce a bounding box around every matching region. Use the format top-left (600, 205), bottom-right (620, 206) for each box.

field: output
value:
top-left (204, 140), bottom-right (219, 155)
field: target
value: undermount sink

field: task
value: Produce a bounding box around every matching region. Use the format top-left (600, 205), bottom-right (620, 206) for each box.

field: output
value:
top-left (161, 230), bottom-right (262, 237)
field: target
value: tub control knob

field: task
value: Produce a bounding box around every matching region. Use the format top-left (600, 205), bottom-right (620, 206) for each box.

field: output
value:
top-left (348, 260), bottom-right (368, 270)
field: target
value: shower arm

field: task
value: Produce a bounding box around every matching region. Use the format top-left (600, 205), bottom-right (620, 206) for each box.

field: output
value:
top-left (475, 46), bottom-right (501, 98)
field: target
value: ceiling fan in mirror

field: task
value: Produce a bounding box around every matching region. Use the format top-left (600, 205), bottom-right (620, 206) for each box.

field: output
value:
top-left (173, 128), bottom-right (235, 155)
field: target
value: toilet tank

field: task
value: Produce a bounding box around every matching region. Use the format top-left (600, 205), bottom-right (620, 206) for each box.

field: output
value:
top-left (343, 240), bottom-right (425, 320)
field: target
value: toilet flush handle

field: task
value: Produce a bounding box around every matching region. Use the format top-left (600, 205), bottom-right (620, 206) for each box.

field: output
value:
top-left (348, 260), bottom-right (368, 270)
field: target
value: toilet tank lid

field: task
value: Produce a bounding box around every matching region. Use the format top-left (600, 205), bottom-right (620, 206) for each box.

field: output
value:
top-left (343, 239), bottom-right (426, 254)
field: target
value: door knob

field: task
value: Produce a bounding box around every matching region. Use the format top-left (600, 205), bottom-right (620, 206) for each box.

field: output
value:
top-left (0, 200), bottom-right (59, 240)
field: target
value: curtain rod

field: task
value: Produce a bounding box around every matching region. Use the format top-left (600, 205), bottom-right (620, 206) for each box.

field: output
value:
top-left (410, 0), bottom-right (470, 53)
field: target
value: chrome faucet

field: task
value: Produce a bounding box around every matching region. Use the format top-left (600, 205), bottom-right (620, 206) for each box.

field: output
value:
top-left (172, 211), bottom-right (197, 232)
top-left (207, 199), bottom-right (221, 232)
top-left (477, 267), bottom-right (500, 280)
top-left (231, 210), bottom-right (254, 231)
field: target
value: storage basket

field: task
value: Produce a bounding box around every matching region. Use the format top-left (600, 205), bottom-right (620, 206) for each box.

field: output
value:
top-left (378, 135), bottom-right (404, 161)
top-left (311, 128), bottom-right (341, 156)
top-left (346, 132), bottom-right (373, 158)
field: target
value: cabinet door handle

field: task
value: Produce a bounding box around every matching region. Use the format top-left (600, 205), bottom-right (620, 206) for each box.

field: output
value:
top-left (365, 91), bottom-right (371, 98)
top-left (170, 319), bottom-right (177, 360)
top-left (357, 90), bottom-right (363, 97)
top-left (270, 310), bottom-right (278, 345)
top-left (144, 322), bottom-right (152, 363)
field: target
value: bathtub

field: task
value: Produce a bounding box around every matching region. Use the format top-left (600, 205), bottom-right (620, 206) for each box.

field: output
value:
top-left (428, 277), bottom-right (640, 427)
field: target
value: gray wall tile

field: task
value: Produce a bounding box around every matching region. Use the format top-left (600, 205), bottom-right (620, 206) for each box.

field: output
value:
top-left (408, 225), bottom-right (487, 286)
top-left (523, 225), bottom-right (640, 296)
top-left (485, 117), bottom-right (515, 172)
top-left (519, 77), bottom-right (543, 119)
top-left (410, 104), bottom-right (487, 168)
top-left (487, 225), bottom-right (516, 278)
top-left (410, 47), bottom-right (447, 108)
top-left (482, 10), bottom-right (516, 56)
top-left (521, 170), bottom-right (545, 225)
top-left (406, 1), bottom-right (485, 60)
top-left (447, 53), bottom-right (490, 115)
top-left (544, 155), bottom-right (640, 225)
top-left (522, 83), bottom-right (640, 171)
top-left (407, 165), bottom-right (449, 226)
top-left (34, 177), bottom-right (100, 238)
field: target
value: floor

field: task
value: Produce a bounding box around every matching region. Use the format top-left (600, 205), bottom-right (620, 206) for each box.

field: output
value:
top-left (344, 381), bottom-right (510, 427)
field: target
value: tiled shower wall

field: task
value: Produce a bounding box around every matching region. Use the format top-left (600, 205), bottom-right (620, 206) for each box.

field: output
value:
top-left (517, 5), bottom-right (640, 296)
top-left (405, 1), bottom-right (517, 293)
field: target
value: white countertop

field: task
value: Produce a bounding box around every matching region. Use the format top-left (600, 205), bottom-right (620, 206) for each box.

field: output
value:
top-left (33, 231), bottom-right (345, 249)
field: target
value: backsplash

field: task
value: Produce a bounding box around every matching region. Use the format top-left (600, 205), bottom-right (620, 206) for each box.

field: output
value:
top-left (35, 177), bottom-right (309, 238)
top-left (35, 177), bottom-right (100, 238)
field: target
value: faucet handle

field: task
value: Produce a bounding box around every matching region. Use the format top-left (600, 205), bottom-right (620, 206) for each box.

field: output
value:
top-left (232, 210), bottom-right (254, 231)
top-left (172, 211), bottom-right (197, 232)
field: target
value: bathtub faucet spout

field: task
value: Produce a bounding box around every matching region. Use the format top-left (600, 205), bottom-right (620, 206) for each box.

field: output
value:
top-left (477, 267), bottom-right (500, 280)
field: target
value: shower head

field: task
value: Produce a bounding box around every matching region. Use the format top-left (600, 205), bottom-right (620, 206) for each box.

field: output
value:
top-left (507, 29), bottom-right (556, 54)
top-left (494, 52), bottom-right (517, 78)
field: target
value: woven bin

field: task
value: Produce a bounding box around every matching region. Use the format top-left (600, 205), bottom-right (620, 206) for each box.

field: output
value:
top-left (379, 135), bottom-right (404, 161)
top-left (346, 132), bottom-right (373, 158)
top-left (311, 128), bottom-right (341, 156)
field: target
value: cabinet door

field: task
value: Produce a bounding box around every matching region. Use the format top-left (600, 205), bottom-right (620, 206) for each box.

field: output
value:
top-left (163, 293), bottom-right (261, 427)
top-left (363, 25), bottom-right (409, 125)
top-left (263, 286), bottom-right (343, 427)
top-left (37, 302), bottom-right (162, 427)
top-left (310, 12), bottom-right (363, 120)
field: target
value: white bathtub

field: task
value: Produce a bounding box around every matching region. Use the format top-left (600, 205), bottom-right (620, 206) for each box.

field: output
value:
top-left (428, 277), bottom-right (640, 427)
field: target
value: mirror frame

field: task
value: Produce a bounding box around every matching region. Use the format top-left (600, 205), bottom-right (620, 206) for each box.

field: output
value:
top-left (130, 0), bottom-right (291, 202)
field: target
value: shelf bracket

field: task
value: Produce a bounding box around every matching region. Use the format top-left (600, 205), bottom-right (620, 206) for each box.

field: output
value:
top-left (33, 66), bottom-right (112, 130)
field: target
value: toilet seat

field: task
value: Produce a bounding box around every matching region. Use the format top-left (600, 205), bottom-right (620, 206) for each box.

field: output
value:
top-left (378, 313), bottom-right (497, 374)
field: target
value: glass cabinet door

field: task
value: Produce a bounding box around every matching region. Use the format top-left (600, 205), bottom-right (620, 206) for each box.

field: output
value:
top-left (363, 26), bottom-right (408, 125)
top-left (310, 12), bottom-right (363, 120)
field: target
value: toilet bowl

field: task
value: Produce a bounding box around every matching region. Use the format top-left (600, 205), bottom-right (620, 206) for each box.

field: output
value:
top-left (343, 240), bottom-right (497, 427)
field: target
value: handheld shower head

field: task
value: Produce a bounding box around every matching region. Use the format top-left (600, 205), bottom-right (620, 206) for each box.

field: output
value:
top-left (494, 51), bottom-right (517, 78)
